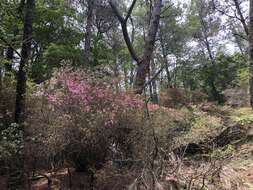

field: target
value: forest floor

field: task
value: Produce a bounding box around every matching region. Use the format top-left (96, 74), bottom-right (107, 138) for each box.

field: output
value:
top-left (31, 105), bottom-right (253, 190)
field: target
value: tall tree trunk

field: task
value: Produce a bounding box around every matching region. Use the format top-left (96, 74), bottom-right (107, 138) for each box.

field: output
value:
top-left (203, 35), bottom-right (222, 102)
top-left (0, 49), bottom-right (4, 129)
top-left (84, 0), bottom-right (94, 65)
top-left (249, 0), bottom-right (253, 108)
top-left (15, 0), bottom-right (35, 124)
top-left (110, 0), bottom-right (162, 94)
top-left (134, 0), bottom-right (162, 94)
top-left (10, 0), bottom-right (35, 188)
top-left (159, 31), bottom-right (171, 87)
top-left (129, 17), bottom-right (135, 89)
top-left (199, 13), bottom-right (223, 103)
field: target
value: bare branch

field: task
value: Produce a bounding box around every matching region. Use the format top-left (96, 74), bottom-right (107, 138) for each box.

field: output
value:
top-left (233, 32), bottom-right (248, 40)
top-left (125, 0), bottom-right (137, 22)
top-left (109, 0), bottom-right (139, 62)
top-left (109, 1), bottom-right (124, 23)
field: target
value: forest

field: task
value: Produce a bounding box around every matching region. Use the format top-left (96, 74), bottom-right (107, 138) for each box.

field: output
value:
top-left (0, 0), bottom-right (253, 189)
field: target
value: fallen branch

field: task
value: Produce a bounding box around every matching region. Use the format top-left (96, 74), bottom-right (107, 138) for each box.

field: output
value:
top-left (174, 124), bottom-right (249, 156)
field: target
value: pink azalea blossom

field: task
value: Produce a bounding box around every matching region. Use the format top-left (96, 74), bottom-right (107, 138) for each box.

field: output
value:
top-left (44, 69), bottom-right (148, 128)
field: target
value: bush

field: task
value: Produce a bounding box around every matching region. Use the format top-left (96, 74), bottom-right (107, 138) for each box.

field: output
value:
top-left (27, 68), bottom-right (145, 173)
top-left (160, 88), bottom-right (208, 108)
top-left (0, 74), bottom-right (16, 129)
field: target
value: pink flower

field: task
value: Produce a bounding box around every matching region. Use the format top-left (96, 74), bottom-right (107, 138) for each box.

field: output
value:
top-left (45, 69), bottom-right (146, 128)
top-left (148, 104), bottom-right (160, 112)
top-left (47, 95), bottom-right (58, 103)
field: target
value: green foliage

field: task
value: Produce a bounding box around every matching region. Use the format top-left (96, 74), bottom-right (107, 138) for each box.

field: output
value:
top-left (0, 123), bottom-right (23, 161)
top-left (29, 0), bottom-right (83, 82)
top-left (44, 43), bottom-right (82, 65)
top-left (214, 53), bottom-right (248, 89)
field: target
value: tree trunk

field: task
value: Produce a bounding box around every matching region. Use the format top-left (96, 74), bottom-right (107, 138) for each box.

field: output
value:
top-left (10, 0), bottom-right (35, 188)
top-left (148, 70), bottom-right (153, 99)
top-left (123, 66), bottom-right (129, 90)
top-left (199, 13), bottom-right (223, 103)
top-left (0, 64), bottom-right (2, 98)
top-left (84, 0), bottom-right (94, 65)
top-left (14, 0), bottom-right (35, 124)
top-left (249, 0), bottom-right (253, 108)
top-left (129, 17), bottom-right (136, 89)
top-left (0, 48), bottom-right (3, 93)
top-left (159, 31), bottom-right (172, 87)
top-left (110, 0), bottom-right (162, 94)
top-left (134, 0), bottom-right (162, 94)
top-left (6, 47), bottom-right (14, 72)
top-left (233, 0), bottom-right (249, 36)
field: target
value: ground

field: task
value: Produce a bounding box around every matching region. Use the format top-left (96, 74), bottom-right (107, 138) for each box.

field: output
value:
top-left (31, 105), bottom-right (253, 190)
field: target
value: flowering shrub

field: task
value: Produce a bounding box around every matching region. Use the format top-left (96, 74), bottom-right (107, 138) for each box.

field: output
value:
top-left (27, 68), bottom-right (192, 174)
top-left (30, 68), bottom-right (147, 172)
top-left (45, 68), bottom-right (144, 128)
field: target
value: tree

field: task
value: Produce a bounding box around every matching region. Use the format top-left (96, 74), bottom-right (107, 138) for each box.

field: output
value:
top-left (6, 0), bottom-right (36, 188)
top-left (189, 0), bottom-right (224, 103)
top-left (29, 0), bottom-right (83, 83)
top-left (249, 0), bottom-right (253, 108)
top-left (212, 0), bottom-right (248, 43)
top-left (84, 0), bottom-right (94, 65)
top-left (158, 3), bottom-right (186, 88)
top-left (109, 0), bottom-right (162, 94)
top-left (14, 0), bottom-right (35, 124)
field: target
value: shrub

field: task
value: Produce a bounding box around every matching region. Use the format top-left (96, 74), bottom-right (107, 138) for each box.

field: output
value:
top-left (159, 88), bottom-right (208, 108)
top-left (27, 68), bottom-right (145, 173)
top-left (0, 74), bottom-right (16, 129)
top-left (160, 88), bottom-right (189, 108)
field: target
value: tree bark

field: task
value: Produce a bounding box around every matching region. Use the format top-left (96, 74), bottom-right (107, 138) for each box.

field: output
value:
top-left (84, 0), bottom-right (94, 65)
top-left (15, 0), bottom-right (35, 124)
top-left (109, 0), bottom-right (139, 63)
top-left (6, 47), bottom-right (14, 72)
top-left (110, 0), bottom-right (162, 94)
top-left (9, 0), bottom-right (35, 188)
top-left (134, 0), bottom-right (162, 94)
top-left (249, 0), bottom-right (253, 108)
top-left (232, 0), bottom-right (249, 36)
